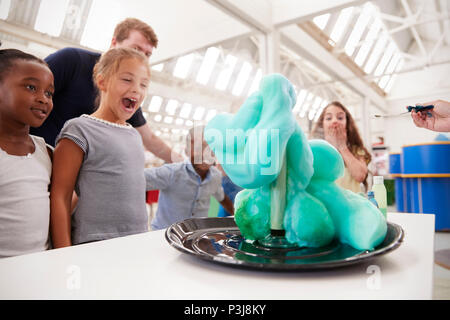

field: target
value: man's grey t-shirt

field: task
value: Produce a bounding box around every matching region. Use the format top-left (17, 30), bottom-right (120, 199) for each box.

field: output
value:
top-left (56, 115), bottom-right (148, 244)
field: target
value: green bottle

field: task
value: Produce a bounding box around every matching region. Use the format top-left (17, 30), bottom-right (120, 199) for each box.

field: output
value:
top-left (372, 176), bottom-right (387, 218)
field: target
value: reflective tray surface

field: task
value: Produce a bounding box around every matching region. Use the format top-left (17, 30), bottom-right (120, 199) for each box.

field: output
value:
top-left (165, 217), bottom-right (404, 271)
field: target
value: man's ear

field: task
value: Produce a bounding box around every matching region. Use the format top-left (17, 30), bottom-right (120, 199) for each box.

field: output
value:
top-left (110, 37), bottom-right (117, 48)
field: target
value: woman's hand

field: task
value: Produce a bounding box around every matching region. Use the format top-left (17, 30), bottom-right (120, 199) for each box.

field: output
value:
top-left (325, 123), bottom-right (347, 151)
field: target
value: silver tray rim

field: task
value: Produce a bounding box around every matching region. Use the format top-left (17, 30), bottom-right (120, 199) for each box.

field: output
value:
top-left (165, 217), bottom-right (405, 271)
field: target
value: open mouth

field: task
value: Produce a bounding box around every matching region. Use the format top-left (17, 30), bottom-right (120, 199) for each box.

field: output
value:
top-left (122, 97), bottom-right (137, 111)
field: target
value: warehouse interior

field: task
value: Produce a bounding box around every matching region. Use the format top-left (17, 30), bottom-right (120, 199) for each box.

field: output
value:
top-left (0, 0), bottom-right (449, 300)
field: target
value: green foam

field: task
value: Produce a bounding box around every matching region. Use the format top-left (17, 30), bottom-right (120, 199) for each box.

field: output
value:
top-left (205, 74), bottom-right (387, 251)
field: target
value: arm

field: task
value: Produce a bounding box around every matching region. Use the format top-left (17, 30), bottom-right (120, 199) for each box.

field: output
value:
top-left (326, 125), bottom-right (368, 183)
top-left (135, 124), bottom-right (184, 163)
top-left (337, 146), bottom-right (368, 183)
top-left (144, 164), bottom-right (174, 191)
top-left (50, 139), bottom-right (84, 248)
top-left (410, 100), bottom-right (450, 132)
top-left (219, 194), bottom-right (235, 216)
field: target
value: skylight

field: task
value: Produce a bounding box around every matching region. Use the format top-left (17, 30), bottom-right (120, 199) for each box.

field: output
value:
top-left (148, 96), bottom-right (163, 112)
top-left (215, 54), bottom-right (237, 91)
top-left (344, 3), bottom-right (373, 56)
top-left (354, 20), bottom-right (381, 66)
top-left (0, 0), bottom-right (11, 19)
top-left (196, 47), bottom-right (220, 85)
top-left (247, 68), bottom-right (262, 95)
top-left (164, 116), bottom-right (173, 124)
top-left (205, 109), bottom-right (217, 122)
top-left (154, 114), bottom-right (162, 122)
top-left (374, 42), bottom-right (396, 79)
top-left (193, 106), bottom-right (205, 121)
top-left (232, 62), bottom-right (253, 96)
top-left (364, 33), bottom-right (388, 74)
top-left (165, 99), bottom-right (179, 116)
top-left (308, 109), bottom-right (317, 121)
top-left (293, 89), bottom-right (307, 113)
top-left (173, 53), bottom-right (195, 79)
top-left (80, 0), bottom-right (122, 51)
top-left (329, 7), bottom-right (354, 44)
top-left (378, 53), bottom-right (402, 89)
top-left (299, 92), bottom-right (315, 117)
top-left (384, 58), bottom-right (404, 93)
top-left (151, 63), bottom-right (164, 72)
top-left (179, 103), bottom-right (192, 118)
top-left (313, 13), bottom-right (330, 30)
top-left (311, 96), bottom-right (323, 111)
top-left (34, 0), bottom-right (70, 37)
top-left (175, 118), bottom-right (184, 125)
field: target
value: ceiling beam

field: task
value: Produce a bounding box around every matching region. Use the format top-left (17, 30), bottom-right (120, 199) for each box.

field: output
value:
top-left (0, 20), bottom-right (96, 52)
top-left (400, 0), bottom-right (427, 57)
top-left (148, 71), bottom-right (236, 113)
top-left (272, 0), bottom-right (366, 28)
top-left (203, 0), bottom-right (272, 33)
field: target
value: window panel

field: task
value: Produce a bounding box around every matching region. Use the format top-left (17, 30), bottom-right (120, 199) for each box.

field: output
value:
top-left (247, 68), bottom-right (262, 95)
top-left (80, 0), bottom-right (122, 51)
top-left (354, 20), bottom-right (381, 66)
top-left (293, 89), bottom-right (307, 112)
top-left (232, 62), bottom-right (253, 96)
top-left (165, 99), bottom-right (179, 116)
top-left (196, 47), bottom-right (220, 85)
top-left (374, 42), bottom-right (396, 77)
top-left (179, 103), bottom-right (192, 118)
top-left (313, 13), bottom-right (330, 30)
top-left (329, 7), bottom-right (354, 44)
top-left (0, 0), bottom-right (11, 19)
top-left (34, 0), bottom-right (70, 37)
top-left (148, 96), bottom-right (163, 112)
top-left (173, 53), bottom-right (195, 79)
top-left (151, 63), bottom-right (164, 72)
top-left (215, 54), bottom-right (237, 91)
top-left (192, 106), bottom-right (205, 121)
top-left (344, 3), bottom-right (373, 56)
top-left (364, 33), bottom-right (388, 74)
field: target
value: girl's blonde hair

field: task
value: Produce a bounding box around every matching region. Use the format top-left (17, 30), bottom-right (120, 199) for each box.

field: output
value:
top-left (92, 47), bottom-right (150, 107)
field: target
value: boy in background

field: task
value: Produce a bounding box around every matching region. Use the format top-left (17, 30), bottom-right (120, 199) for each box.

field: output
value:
top-left (145, 126), bottom-right (234, 230)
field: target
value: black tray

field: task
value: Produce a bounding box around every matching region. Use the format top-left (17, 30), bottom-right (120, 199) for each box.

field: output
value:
top-left (165, 217), bottom-right (404, 271)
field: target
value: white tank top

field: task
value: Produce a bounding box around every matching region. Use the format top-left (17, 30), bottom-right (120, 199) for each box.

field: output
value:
top-left (0, 135), bottom-right (52, 258)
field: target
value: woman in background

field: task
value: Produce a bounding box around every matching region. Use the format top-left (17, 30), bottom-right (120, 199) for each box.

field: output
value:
top-left (310, 101), bottom-right (371, 193)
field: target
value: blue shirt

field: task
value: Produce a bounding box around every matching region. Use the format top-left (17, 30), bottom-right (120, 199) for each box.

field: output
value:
top-left (145, 162), bottom-right (225, 230)
top-left (218, 175), bottom-right (243, 217)
top-left (30, 47), bottom-right (146, 146)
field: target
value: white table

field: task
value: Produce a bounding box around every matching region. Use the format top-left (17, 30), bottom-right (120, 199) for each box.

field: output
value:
top-left (0, 213), bottom-right (435, 299)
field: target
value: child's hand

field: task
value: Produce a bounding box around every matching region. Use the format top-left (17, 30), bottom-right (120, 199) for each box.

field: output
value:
top-left (325, 123), bottom-right (347, 150)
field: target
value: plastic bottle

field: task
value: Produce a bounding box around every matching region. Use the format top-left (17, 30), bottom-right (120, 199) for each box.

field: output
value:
top-left (372, 176), bottom-right (387, 218)
top-left (367, 191), bottom-right (379, 208)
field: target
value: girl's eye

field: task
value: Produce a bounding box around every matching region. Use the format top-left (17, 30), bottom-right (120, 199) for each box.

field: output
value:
top-left (26, 84), bottom-right (36, 91)
top-left (141, 83), bottom-right (147, 89)
top-left (122, 78), bottom-right (132, 82)
top-left (45, 91), bottom-right (54, 98)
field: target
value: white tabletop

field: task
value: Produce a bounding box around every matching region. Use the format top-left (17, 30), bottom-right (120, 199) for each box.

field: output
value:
top-left (0, 212), bottom-right (435, 300)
